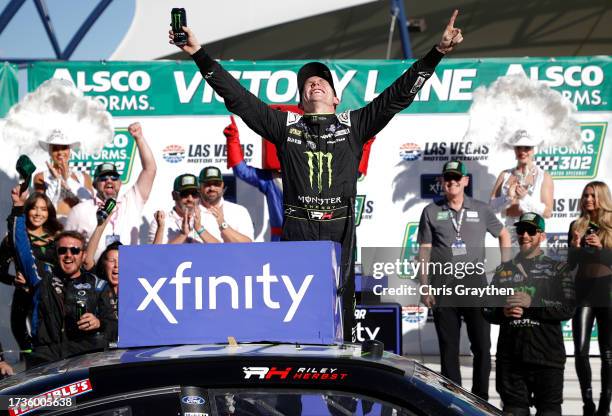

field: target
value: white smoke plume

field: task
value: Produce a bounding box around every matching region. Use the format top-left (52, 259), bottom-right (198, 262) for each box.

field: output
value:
top-left (1, 78), bottom-right (113, 177)
top-left (463, 73), bottom-right (580, 150)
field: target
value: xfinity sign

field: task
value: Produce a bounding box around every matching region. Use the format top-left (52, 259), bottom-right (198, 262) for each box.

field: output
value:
top-left (136, 262), bottom-right (314, 324)
top-left (119, 242), bottom-right (342, 347)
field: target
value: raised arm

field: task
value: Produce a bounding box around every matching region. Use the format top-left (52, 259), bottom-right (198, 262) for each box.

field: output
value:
top-left (351, 10), bottom-right (463, 142)
top-left (129, 122), bottom-right (157, 202)
top-left (170, 27), bottom-right (286, 145)
top-left (9, 186), bottom-right (47, 288)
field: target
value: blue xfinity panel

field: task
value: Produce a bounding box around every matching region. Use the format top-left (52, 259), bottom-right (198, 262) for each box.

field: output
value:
top-left (118, 241), bottom-right (342, 347)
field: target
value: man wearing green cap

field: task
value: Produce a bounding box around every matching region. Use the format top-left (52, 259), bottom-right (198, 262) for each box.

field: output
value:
top-left (197, 166), bottom-right (254, 243)
top-left (483, 212), bottom-right (575, 415)
top-left (149, 174), bottom-right (219, 244)
top-left (417, 159), bottom-right (511, 400)
top-left (66, 122), bottom-right (157, 261)
top-left (171, 10), bottom-right (464, 342)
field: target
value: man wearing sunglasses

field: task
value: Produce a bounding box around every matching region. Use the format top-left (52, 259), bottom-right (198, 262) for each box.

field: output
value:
top-left (149, 174), bottom-right (219, 244)
top-left (483, 213), bottom-right (575, 415)
top-left (417, 160), bottom-right (511, 400)
top-left (66, 122), bottom-right (157, 260)
top-left (197, 166), bottom-right (254, 243)
top-left (12, 230), bottom-right (115, 366)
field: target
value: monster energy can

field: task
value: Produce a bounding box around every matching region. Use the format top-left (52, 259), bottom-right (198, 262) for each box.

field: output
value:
top-left (76, 300), bottom-right (87, 320)
top-left (171, 8), bottom-right (187, 46)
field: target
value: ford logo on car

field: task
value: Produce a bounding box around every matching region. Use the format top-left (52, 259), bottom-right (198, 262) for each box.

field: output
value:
top-left (181, 395), bottom-right (206, 405)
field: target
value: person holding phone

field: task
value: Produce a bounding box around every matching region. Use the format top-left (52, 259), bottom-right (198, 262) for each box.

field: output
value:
top-left (170, 9), bottom-right (463, 341)
top-left (569, 181), bottom-right (612, 416)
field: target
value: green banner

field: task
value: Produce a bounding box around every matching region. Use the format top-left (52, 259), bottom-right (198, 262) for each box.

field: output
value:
top-left (28, 56), bottom-right (612, 116)
top-left (0, 62), bottom-right (18, 118)
top-left (535, 123), bottom-right (607, 180)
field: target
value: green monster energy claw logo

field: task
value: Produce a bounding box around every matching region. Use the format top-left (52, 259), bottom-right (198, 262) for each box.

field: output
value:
top-left (305, 151), bottom-right (333, 192)
top-left (172, 13), bottom-right (181, 31)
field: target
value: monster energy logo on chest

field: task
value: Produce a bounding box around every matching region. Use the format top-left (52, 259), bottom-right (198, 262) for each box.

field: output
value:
top-left (305, 151), bottom-right (333, 192)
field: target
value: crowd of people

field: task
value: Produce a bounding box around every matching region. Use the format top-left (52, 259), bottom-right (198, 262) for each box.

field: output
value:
top-left (0, 9), bottom-right (609, 416)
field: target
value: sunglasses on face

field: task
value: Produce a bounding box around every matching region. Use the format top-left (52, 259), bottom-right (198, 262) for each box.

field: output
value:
top-left (98, 174), bottom-right (120, 182)
top-left (516, 225), bottom-right (539, 236)
top-left (180, 190), bottom-right (200, 198)
top-left (443, 173), bottom-right (463, 182)
top-left (57, 246), bottom-right (82, 255)
top-left (202, 181), bottom-right (223, 188)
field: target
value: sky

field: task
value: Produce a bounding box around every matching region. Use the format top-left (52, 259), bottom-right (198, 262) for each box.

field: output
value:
top-left (0, 0), bottom-right (135, 94)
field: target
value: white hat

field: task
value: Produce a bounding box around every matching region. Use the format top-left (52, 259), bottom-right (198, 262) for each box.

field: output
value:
top-left (505, 130), bottom-right (542, 148)
top-left (38, 128), bottom-right (81, 151)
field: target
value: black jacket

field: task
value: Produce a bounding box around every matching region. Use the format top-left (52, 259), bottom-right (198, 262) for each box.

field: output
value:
top-left (192, 47), bottom-right (443, 244)
top-left (11, 208), bottom-right (116, 362)
top-left (482, 254), bottom-right (575, 368)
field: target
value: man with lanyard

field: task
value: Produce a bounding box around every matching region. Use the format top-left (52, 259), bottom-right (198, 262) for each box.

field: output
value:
top-left (483, 213), bottom-right (575, 415)
top-left (66, 122), bottom-right (157, 261)
top-left (170, 10), bottom-right (464, 341)
top-left (417, 160), bottom-right (511, 399)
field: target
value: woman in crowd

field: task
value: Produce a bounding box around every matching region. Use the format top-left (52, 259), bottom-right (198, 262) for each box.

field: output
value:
top-left (569, 181), bottom-right (612, 416)
top-left (33, 130), bottom-right (93, 220)
top-left (5, 187), bottom-right (63, 352)
top-left (490, 131), bottom-right (554, 236)
top-left (95, 242), bottom-right (119, 345)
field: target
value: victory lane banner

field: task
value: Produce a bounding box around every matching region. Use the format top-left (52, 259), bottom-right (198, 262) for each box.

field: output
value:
top-left (118, 241), bottom-right (342, 347)
top-left (28, 56), bottom-right (612, 116)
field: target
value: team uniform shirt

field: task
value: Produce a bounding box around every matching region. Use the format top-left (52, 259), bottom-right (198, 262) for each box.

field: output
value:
top-left (193, 45), bottom-right (443, 341)
top-left (483, 254), bottom-right (575, 368)
top-left (417, 196), bottom-right (503, 293)
top-left (65, 186), bottom-right (145, 261)
top-left (200, 198), bottom-right (255, 242)
top-left (148, 207), bottom-right (205, 244)
top-left (192, 47), bottom-right (443, 247)
top-left (418, 196), bottom-right (503, 264)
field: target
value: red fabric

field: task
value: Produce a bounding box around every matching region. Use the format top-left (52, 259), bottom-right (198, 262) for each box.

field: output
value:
top-left (224, 116), bottom-right (243, 169)
top-left (358, 137), bottom-right (375, 175)
top-left (263, 105), bottom-right (304, 171)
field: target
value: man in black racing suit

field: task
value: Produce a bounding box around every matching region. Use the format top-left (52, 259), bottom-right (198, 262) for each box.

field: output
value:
top-left (483, 213), bottom-right (575, 415)
top-left (170, 10), bottom-right (464, 342)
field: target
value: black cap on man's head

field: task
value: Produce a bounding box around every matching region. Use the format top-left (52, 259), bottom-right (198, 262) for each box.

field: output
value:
top-left (198, 166), bottom-right (223, 184)
top-left (94, 162), bottom-right (119, 180)
top-left (297, 62), bottom-right (336, 99)
top-left (173, 174), bottom-right (199, 192)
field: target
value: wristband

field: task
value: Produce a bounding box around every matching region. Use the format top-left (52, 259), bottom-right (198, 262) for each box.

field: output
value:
top-left (196, 226), bottom-right (205, 235)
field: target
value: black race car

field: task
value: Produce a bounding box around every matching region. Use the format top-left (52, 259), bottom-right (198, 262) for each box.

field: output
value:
top-left (0, 343), bottom-right (500, 415)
